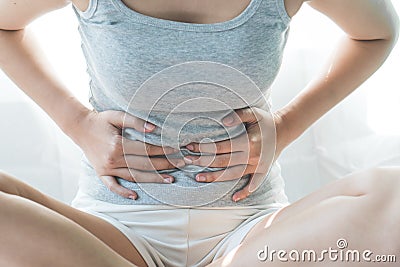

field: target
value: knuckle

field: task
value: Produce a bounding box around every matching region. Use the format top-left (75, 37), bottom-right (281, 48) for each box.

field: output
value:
top-left (213, 156), bottom-right (223, 167)
top-left (105, 155), bottom-right (117, 168)
top-left (204, 157), bottom-right (213, 167)
top-left (111, 135), bottom-right (123, 150)
top-left (192, 144), bottom-right (199, 152)
top-left (201, 158), bottom-right (210, 167)
top-left (207, 173), bottom-right (216, 182)
top-left (100, 110), bottom-right (110, 119)
top-left (144, 143), bottom-right (153, 155)
top-left (107, 182), bottom-right (117, 192)
top-left (195, 157), bottom-right (204, 166)
top-left (142, 159), bottom-right (153, 170)
top-left (127, 171), bottom-right (137, 182)
top-left (249, 154), bottom-right (259, 165)
top-left (170, 159), bottom-right (180, 168)
top-left (249, 134), bottom-right (259, 145)
top-left (215, 142), bottom-right (223, 153)
top-left (237, 165), bottom-right (248, 176)
top-left (116, 110), bottom-right (125, 120)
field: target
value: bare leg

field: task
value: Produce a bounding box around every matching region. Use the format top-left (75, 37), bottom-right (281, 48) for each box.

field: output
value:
top-left (209, 167), bottom-right (400, 266)
top-left (0, 171), bottom-right (147, 267)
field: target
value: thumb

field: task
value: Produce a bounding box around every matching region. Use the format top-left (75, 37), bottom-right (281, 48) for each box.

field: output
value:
top-left (105, 110), bottom-right (156, 133)
top-left (222, 107), bottom-right (258, 126)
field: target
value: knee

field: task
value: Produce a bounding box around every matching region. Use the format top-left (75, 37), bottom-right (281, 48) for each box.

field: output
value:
top-left (345, 167), bottom-right (400, 196)
top-left (0, 171), bottom-right (11, 192)
top-left (355, 167), bottom-right (400, 221)
top-left (0, 171), bottom-right (21, 196)
top-left (338, 167), bottom-right (400, 221)
top-left (365, 167), bottom-right (400, 195)
top-left (0, 170), bottom-right (7, 180)
top-left (370, 167), bottom-right (400, 212)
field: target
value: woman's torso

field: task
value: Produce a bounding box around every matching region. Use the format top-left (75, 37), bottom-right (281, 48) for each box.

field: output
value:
top-left (71, 0), bottom-right (297, 207)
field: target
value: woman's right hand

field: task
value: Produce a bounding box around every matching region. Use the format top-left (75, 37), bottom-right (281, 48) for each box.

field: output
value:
top-left (72, 109), bottom-right (184, 200)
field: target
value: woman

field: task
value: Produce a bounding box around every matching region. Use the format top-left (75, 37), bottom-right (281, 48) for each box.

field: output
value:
top-left (0, 0), bottom-right (399, 266)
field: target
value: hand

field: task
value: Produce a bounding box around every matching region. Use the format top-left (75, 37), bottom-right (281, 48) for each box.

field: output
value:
top-left (72, 110), bottom-right (185, 199)
top-left (184, 107), bottom-right (290, 202)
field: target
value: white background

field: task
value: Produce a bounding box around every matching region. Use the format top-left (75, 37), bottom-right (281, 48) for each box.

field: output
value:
top-left (0, 2), bottom-right (399, 203)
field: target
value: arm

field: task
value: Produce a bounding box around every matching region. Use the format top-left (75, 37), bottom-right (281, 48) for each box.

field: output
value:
top-left (276, 0), bottom-right (400, 150)
top-left (0, 0), bottom-right (179, 198)
top-left (0, 0), bottom-right (87, 137)
top-left (185, 0), bottom-right (399, 201)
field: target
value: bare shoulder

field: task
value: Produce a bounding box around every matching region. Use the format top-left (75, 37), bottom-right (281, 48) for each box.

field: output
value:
top-left (304, 0), bottom-right (399, 40)
top-left (0, 0), bottom-right (71, 30)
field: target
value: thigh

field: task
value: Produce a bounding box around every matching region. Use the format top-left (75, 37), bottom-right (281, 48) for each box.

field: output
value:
top-left (244, 167), bottom-right (393, 240)
top-left (211, 167), bottom-right (400, 266)
top-left (0, 171), bottom-right (147, 267)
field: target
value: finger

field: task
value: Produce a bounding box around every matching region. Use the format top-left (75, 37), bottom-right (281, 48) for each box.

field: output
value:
top-left (105, 154), bottom-right (184, 170)
top-left (105, 110), bottom-right (156, 133)
top-left (194, 164), bottom-right (254, 183)
top-left (232, 172), bottom-right (268, 202)
top-left (186, 133), bottom-right (249, 154)
top-left (121, 138), bottom-right (179, 156)
top-left (124, 155), bottom-right (185, 171)
top-left (232, 181), bottom-right (251, 202)
top-left (185, 152), bottom-right (250, 168)
top-left (108, 168), bottom-right (175, 184)
top-left (99, 176), bottom-right (137, 200)
top-left (248, 172), bottom-right (268, 193)
top-left (222, 107), bottom-right (260, 126)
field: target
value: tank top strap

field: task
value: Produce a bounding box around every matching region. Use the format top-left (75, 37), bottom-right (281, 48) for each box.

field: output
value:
top-left (71, 0), bottom-right (98, 19)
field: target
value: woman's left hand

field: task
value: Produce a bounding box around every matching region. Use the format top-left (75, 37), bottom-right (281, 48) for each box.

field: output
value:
top-left (184, 107), bottom-right (290, 202)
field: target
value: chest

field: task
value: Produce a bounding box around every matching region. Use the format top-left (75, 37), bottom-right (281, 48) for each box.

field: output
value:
top-left (117, 0), bottom-right (252, 24)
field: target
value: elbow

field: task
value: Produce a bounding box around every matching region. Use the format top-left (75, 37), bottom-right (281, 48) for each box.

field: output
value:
top-left (392, 16), bottom-right (400, 46)
top-left (387, 10), bottom-right (400, 46)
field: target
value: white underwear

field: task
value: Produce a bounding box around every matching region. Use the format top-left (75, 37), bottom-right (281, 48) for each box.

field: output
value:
top-left (71, 190), bottom-right (288, 267)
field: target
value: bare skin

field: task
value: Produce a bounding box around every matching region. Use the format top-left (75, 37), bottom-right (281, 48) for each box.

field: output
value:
top-left (0, 0), bottom-right (399, 266)
top-left (0, 172), bottom-right (141, 267)
top-left (1, 168), bottom-right (399, 266)
top-left (209, 167), bottom-right (400, 266)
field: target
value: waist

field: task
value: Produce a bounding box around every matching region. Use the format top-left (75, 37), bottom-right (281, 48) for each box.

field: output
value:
top-left (78, 158), bottom-right (288, 207)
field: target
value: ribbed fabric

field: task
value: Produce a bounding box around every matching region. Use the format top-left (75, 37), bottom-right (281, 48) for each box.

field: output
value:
top-left (71, 0), bottom-right (291, 207)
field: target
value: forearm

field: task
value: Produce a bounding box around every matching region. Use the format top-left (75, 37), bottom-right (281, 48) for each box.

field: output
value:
top-left (277, 35), bottom-right (397, 146)
top-left (0, 27), bottom-right (90, 141)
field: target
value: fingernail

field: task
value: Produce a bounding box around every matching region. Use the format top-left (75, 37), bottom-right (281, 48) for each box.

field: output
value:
top-left (222, 116), bottom-right (234, 126)
top-left (163, 177), bottom-right (173, 183)
top-left (233, 196), bottom-right (241, 202)
top-left (196, 175), bottom-right (206, 182)
top-left (144, 122), bottom-right (155, 131)
top-left (128, 194), bottom-right (137, 200)
top-left (183, 157), bottom-right (193, 164)
top-left (186, 144), bottom-right (194, 151)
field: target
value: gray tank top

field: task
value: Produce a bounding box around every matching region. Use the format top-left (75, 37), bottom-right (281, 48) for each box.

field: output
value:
top-left (71, 0), bottom-right (291, 207)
